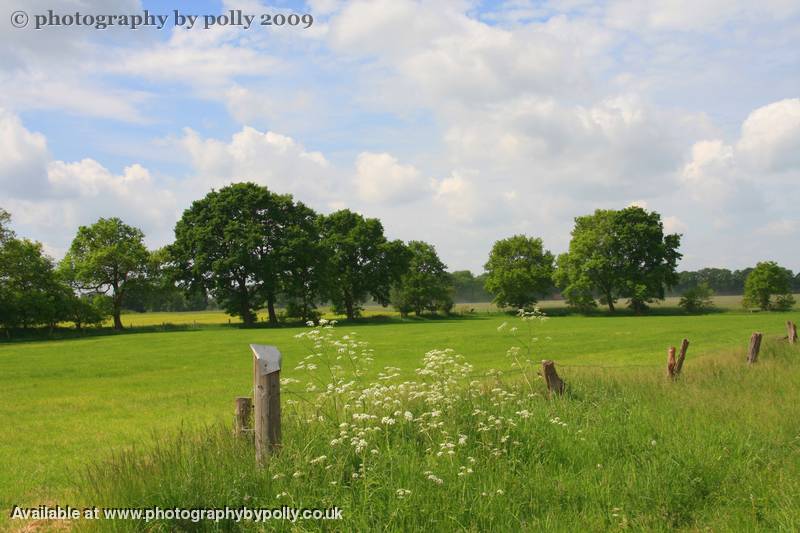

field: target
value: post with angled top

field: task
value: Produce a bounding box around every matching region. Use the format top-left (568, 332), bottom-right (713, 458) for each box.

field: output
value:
top-left (251, 344), bottom-right (282, 465)
top-left (747, 332), bottom-right (762, 364)
top-left (541, 360), bottom-right (565, 397)
top-left (787, 321), bottom-right (797, 344)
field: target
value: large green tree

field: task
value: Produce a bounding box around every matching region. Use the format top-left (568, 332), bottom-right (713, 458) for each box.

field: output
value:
top-left (0, 207), bottom-right (13, 244)
top-left (60, 217), bottom-right (149, 330)
top-left (280, 201), bottom-right (330, 322)
top-left (555, 206), bottom-right (681, 313)
top-left (743, 261), bottom-right (795, 311)
top-left (172, 183), bottom-right (298, 325)
top-left (320, 210), bottom-right (409, 320)
top-left (484, 235), bottom-right (554, 310)
top-left (0, 238), bottom-right (66, 331)
top-left (122, 247), bottom-right (207, 313)
top-left (391, 241), bottom-right (453, 317)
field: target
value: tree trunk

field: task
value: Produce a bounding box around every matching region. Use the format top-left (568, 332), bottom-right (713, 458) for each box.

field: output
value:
top-left (607, 295), bottom-right (615, 313)
top-left (266, 296), bottom-right (278, 325)
top-left (241, 300), bottom-right (254, 326)
top-left (113, 309), bottom-right (124, 330)
top-left (345, 297), bottom-right (355, 321)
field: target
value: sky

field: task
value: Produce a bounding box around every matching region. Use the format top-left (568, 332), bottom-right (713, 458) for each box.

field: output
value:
top-left (1, 0), bottom-right (798, 273)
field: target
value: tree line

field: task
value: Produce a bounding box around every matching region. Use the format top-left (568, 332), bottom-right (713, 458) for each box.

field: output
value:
top-left (1, 184), bottom-right (797, 334)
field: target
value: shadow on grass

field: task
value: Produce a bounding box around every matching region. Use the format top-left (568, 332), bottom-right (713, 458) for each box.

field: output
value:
top-left (2, 304), bottom-right (787, 345)
top-left (0, 313), bottom-right (496, 344)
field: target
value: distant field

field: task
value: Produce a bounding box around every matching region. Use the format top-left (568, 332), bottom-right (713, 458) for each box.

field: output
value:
top-left (113, 294), bottom-right (792, 329)
top-left (1, 308), bottom-right (798, 517)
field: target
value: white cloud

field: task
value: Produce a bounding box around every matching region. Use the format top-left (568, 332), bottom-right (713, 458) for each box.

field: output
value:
top-left (2, 1), bottom-right (799, 273)
top-left (114, 28), bottom-right (282, 90)
top-left (176, 126), bottom-right (336, 206)
top-left (663, 215), bottom-right (687, 234)
top-left (0, 109), bottom-right (176, 254)
top-left (354, 152), bottom-right (426, 204)
top-left (736, 98), bottom-right (800, 174)
top-left (605, 0), bottom-right (800, 32)
top-left (0, 108), bottom-right (50, 197)
top-left (432, 171), bottom-right (507, 224)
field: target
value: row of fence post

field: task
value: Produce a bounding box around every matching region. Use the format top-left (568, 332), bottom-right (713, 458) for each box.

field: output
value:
top-left (235, 320), bottom-right (798, 462)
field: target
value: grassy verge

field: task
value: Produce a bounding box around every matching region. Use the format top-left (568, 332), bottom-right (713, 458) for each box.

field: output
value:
top-left (33, 330), bottom-right (800, 531)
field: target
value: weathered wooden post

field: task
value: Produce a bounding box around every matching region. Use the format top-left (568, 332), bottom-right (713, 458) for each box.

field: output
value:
top-left (788, 321), bottom-right (797, 344)
top-left (747, 332), bottom-right (763, 364)
top-left (234, 397), bottom-right (252, 437)
top-left (541, 360), bottom-right (564, 396)
top-left (251, 344), bottom-right (282, 464)
top-left (675, 338), bottom-right (689, 376)
top-left (666, 346), bottom-right (676, 379)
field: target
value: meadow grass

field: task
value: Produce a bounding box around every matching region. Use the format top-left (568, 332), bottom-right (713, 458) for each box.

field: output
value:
top-left (76, 329), bottom-right (800, 532)
top-left (109, 294), bottom-right (790, 329)
top-left (1, 307), bottom-right (798, 530)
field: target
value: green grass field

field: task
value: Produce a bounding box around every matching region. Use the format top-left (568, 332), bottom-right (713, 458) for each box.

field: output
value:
top-left (108, 294), bottom-right (760, 329)
top-left (1, 302), bottom-right (798, 530)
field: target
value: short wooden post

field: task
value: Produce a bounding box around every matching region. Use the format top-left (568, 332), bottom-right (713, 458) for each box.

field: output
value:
top-left (666, 346), bottom-right (676, 379)
top-left (251, 344), bottom-right (282, 464)
top-left (675, 339), bottom-right (689, 376)
top-left (788, 321), bottom-right (797, 344)
top-left (747, 332), bottom-right (762, 364)
top-left (541, 360), bottom-right (564, 396)
top-left (234, 397), bottom-right (252, 437)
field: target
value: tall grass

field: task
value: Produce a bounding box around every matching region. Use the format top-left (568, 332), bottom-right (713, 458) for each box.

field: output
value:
top-left (76, 320), bottom-right (800, 532)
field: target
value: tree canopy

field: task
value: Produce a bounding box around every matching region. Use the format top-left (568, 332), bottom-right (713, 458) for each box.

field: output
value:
top-left (320, 209), bottom-right (409, 320)
top-left (172, 183), bottom-right (295, 325)
top-left (484, 235), bottom-right (554, 310)
top-left (555, 206), bottom-right (681, 313)
top-left (391, 241), bottom-right (453, 317)
top-left (60, 217), bottom-right (149, 329)
top-left (0, 207), bottom-right (13, 244)
top-left (743, 261), bottom-right (795, 311)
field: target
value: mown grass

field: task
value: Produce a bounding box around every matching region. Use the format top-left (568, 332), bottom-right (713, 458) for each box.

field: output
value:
top-left (75, 335), bottom-right (800, 532)
top-left (1, 309), bottom-right (798, 530)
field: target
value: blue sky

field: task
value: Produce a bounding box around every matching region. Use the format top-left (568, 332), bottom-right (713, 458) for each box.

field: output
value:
top-left (1, 0), bottom-right (799, 273)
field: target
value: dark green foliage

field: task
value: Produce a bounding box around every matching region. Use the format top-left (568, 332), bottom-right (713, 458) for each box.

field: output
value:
top-left (62, 293), bottom-right (112, 330)
top-left (60, 217), bottom-right (149, 330)
top-left (122, 247), bottom-right (209, 313)
top-left (450, 270), bottom-right (492, 303)
top-left (0, 238), bottom-right (64, 330)
top-left (0, 208), bottom-right (110, 333)
top-left (172, 183), bottom-right (291, 325)
top-left (743, 261), bottom-right (796, 311)
top-left (279, 202), bottom-right (330, 323)
top-left (672, 267), bottom-right (753, 296)
top-left (0, 207), bottom-right (13, 244)
top-left (320, 209), bottom-right (410, 320)
top-left (555, 206), bottom-right (681, 313)
top-left (678, 282), bottom-right (715, 314)
top-left (391, 241), bottom-right (453, 317)
top-left (484, 235), bottom-right (554, 310)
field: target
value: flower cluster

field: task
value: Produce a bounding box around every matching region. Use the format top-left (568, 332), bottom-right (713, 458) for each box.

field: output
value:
top-left (272, 310), bottom-right (567, 507)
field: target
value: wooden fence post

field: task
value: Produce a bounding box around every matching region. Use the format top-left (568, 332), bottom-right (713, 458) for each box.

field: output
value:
top-left (541, 360), bottom-right (565, 396)
top-left (747, 332), bottom-right (762, 364)
top-left (788, 321), bottom-right (797, 344)
top-left (234, 397), bottom-right (252, 437)
top-left (251, 344), bottom-right (282, 464)
top-left (675, 339), bottom-right (689, 376)
top-left (666, 346), bottom-right (676, 379)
